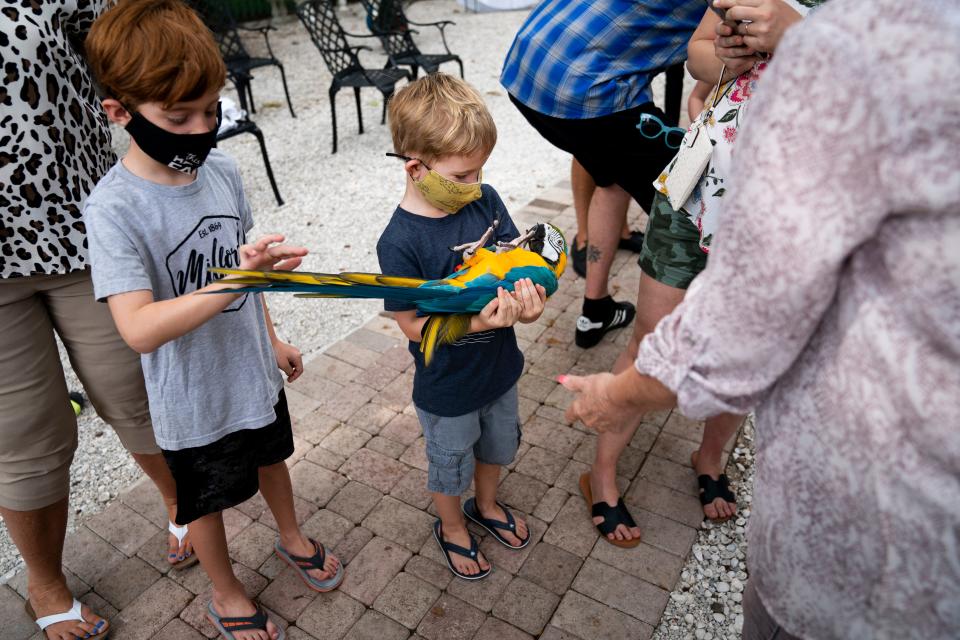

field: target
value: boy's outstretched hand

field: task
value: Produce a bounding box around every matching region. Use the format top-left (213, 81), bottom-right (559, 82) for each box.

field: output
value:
top-left (238, 234), bottom-right (308, 272)
top-left (513, 278), bottom-right (547, 324)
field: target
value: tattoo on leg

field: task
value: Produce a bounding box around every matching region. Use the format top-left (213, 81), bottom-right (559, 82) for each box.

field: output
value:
top-left (587, 244), bottom-right (602, 263)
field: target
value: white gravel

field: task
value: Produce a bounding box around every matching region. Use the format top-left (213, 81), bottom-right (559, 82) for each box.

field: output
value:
top-left (653, 417), bottom-right (756, 640)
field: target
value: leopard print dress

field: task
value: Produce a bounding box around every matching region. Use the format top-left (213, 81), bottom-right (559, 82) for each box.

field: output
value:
top-left (0, 0), bottom-right (114, 278)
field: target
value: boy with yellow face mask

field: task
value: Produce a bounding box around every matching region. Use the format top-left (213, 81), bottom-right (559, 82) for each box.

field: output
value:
top-left (378, 73), bottom-right (546, 580)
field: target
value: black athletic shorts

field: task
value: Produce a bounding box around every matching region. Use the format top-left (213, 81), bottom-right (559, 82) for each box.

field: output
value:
top-left (164, 389), bottom-right (294, 525)
top-left (509, 95), bottom-right (677, 212)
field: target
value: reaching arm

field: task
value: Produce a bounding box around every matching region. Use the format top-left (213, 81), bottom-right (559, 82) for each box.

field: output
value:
top-left (107, 234), bottom-right (306, 354)
top-left (107, 282), bottom-right (246, 354)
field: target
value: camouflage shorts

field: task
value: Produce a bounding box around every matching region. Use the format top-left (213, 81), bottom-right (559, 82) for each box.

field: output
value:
top-left (637, 192), bottom-right (708, 289)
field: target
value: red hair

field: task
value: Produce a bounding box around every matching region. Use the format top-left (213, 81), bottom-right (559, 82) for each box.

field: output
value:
top-left (86, 0), bottom-right (226, 108)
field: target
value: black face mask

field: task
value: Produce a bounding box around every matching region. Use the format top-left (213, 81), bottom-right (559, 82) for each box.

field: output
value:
top-left (124, 102), bottom-right (221, 174)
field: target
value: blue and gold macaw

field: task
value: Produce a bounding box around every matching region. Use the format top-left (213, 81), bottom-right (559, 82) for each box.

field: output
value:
top-left (212, 221), bottom-right (568, 365)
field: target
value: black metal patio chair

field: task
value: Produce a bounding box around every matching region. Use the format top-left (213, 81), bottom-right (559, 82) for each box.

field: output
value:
top-left (217, 114), bottom-right (285, 206)
top-left (191, 0), bottom-right (296, 118)
top-left (296, 0), bottom-right (410, 153)
top-left (359, 0), bottom-right (463, 79)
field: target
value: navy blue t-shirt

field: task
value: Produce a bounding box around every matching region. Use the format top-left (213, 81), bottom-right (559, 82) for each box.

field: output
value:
top-left (376, 185), bottom-right (524, 417)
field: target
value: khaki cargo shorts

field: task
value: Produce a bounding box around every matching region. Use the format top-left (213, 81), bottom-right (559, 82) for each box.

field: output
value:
top-left (0, 269), bottom-right (159, 511)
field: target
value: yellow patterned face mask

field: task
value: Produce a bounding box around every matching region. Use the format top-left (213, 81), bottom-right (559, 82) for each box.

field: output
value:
top-left (387, 152), bottom-right (482, 213)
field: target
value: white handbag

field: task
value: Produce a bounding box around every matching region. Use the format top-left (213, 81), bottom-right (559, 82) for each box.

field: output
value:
top-left (662, 66), bottom-right (729, 212)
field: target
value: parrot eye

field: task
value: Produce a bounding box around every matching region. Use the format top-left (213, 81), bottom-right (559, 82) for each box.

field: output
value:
top-left (543, 225), bottom-right (565, 264)
top-left (527, 223), bottom-right (564, 265)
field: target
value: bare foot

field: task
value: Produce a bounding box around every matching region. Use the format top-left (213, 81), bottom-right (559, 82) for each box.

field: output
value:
top-left (280, 534), bottom-right (340, 584)
top-left (442, 523), bottom-right (490, 576)
top-left (210, 590), bottom-right (279, 640)
top-left (29, 581), bottom-right (107, 640)
top-left (590, 470), bottom-right (641, 542)
top-left (692, 450), bottom-right (737, 521)
top-left (476, 502), bottom-right (528, 547)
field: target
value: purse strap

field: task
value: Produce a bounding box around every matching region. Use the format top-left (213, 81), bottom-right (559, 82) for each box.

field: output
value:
top-left (701, 64), bottom-right (732, 124)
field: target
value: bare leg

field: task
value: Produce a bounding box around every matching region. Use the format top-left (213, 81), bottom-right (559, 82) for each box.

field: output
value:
top-left (590, 274), bottom-right (685, 540)
top-left (571, 158), bottom-right (594, 250)
top-left (473, 462), bottom-right (528, 546)
top-left (585, 184), bottom-right (631, 299)
top-left (433, 493), bottom-right (489, 576)
top-left (693, 414), bottom-right (743, 520)
top-left (0, 499), bottom-right (103, 639)
top-left (258, 462), bottom-right (339, 580)
top-left (131, 451), bottom-right (193, 563)
top-left (192, 512), bottom-right (278, 640)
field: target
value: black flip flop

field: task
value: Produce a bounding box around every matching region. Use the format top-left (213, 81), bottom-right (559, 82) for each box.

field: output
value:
top-left (433, 519), bottom-right (490, 580)
top-left (462, 497), bottom-right (530, 549)
top-left (275, 538), bottom-right (344, 592)
top-left (696, 473), bottom-right (737, 522)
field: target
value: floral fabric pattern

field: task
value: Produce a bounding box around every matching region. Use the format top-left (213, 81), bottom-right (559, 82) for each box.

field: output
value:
top-left (635, 1), bottom-right (960, 637)
top-left (653, 0), bottom-right (812, 252)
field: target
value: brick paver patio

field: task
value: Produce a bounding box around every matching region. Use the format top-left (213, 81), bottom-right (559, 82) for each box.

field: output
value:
top-left (1, 181), bottom-right (728, 640)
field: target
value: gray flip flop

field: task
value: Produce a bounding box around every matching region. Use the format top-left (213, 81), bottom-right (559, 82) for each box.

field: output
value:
top-left (206, 601), bottom-right (284, 640)
top-left (275, 538), bottom-right (344, 592)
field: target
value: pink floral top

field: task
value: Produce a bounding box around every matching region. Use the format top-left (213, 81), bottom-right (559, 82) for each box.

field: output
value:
top-left (654, 0), bottom-right (811, 252)
top-left (637, 1), bottom-right (960, 637)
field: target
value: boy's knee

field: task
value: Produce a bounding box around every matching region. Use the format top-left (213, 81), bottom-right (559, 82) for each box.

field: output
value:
top-left (426, 443), bottom-right (475, 495)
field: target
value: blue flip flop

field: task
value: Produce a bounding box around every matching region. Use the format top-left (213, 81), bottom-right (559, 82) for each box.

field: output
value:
top-left (275, 538), bottom-right (344, 592)
top-left (433, 519), bottom-right (491, 580)
top-left (462, 497), bottom-right (530, 549)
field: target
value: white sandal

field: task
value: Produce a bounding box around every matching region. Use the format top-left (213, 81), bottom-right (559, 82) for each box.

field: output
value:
top-left (168, 521), bottom-right (199, 570)
top-left (26, 598), bottom-right (109, 639)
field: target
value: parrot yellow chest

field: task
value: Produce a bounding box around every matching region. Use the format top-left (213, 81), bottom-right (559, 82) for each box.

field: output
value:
top-left (451, 248), bottom-right (547, 286)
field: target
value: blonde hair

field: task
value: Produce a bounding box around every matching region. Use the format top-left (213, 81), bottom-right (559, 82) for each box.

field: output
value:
top-left (388, 73), bottom-right (497, 161)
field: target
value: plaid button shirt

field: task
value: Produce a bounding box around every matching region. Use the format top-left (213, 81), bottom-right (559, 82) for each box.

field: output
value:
top-left (500, 0), bottom-right (705, 119)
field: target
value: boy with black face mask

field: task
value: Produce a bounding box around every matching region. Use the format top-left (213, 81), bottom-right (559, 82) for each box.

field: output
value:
top-left (83, 2), bottom-right (341, 638)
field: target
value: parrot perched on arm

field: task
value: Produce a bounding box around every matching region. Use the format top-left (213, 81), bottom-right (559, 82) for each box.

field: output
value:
top-left (211, 221), bottom-right (568, 365)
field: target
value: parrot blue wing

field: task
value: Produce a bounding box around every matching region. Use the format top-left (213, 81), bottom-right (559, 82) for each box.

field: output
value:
top-left (502, 265), bottom-right (560, 297)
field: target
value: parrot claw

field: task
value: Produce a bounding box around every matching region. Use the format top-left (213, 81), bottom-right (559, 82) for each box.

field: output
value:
top-left (451, 219), bottom-right (500, 262)
top-left (495, 226), bottom-right (538, 253)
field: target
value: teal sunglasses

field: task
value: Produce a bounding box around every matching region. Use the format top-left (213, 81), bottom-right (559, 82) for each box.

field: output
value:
top-left (637, 113), bottom-right (686, 149)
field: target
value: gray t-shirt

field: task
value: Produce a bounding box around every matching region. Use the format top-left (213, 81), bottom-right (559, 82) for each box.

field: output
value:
top-left (84, 150), bottom-right (283, 451)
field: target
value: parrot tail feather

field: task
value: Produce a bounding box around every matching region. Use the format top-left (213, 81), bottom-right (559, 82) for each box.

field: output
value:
top-left (420, 313), bottom-right (473, 366)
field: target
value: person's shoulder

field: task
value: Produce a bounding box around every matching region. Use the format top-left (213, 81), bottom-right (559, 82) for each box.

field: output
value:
top-left (83, 161), bottom-right (132, 216)
top-left (204, 149), bottom-right (240, 180)
top-left (476, 184), bottom-right (515, 225)
top-left (476, 184), bottom-right (507, 211)
top-left (376, 207), bottom-right (413, 250)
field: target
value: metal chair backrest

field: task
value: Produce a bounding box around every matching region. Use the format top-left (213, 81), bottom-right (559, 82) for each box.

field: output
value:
top-left (297, 0), bottom-right (364, 78)
top-left (188, 0), bottom-right (251, 65)
top-left (359, 0), bottom-right (419, 59)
